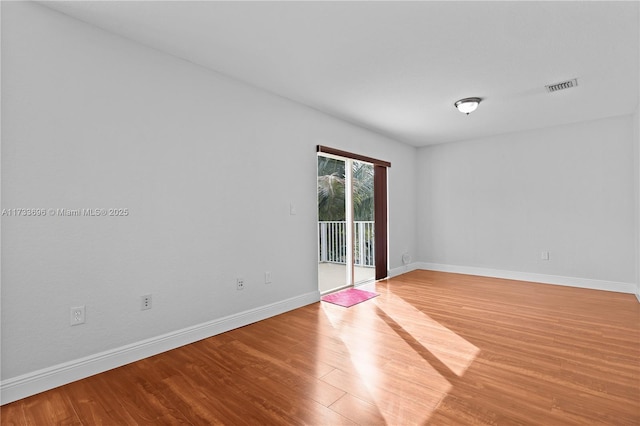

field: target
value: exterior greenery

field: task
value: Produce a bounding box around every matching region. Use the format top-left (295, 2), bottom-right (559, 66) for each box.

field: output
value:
top-left (317, 155), bottom-right (375, 266)
top-left (317, 156), bottom-right (374, 221)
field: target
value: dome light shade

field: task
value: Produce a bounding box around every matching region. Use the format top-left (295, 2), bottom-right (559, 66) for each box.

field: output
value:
top-left (455, 97), bottom-right (481, 115)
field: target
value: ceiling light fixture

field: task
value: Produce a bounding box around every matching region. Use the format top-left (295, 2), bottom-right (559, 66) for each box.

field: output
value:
top-left (454, 97), bottom-right (482, 115)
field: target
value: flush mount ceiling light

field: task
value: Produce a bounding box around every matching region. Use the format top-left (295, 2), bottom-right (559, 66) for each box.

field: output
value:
top-left (454, 97), bottom-right (482, 115)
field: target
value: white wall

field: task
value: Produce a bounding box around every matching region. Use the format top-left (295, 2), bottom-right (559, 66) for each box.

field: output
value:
top-left (634, 106), bottom-right (640, 299)
top-left (635, 0), bottom-right (640, 301)
top-left (0, 1), bottom-right (417, 391)
top-left (417, 116), bottom-right (636, 291)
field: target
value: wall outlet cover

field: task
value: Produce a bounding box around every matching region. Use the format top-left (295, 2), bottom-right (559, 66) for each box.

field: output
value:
top-left (70, 306), bottom-right (85, 326)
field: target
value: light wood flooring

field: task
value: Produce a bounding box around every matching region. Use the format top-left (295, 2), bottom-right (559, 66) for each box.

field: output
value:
top-left (2, 270), bottom-right (639, 425)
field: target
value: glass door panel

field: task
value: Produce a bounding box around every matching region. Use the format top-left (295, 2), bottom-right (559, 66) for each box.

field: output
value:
top-left (318, 155), bottom-right (348, 293)
top-left (352, 161), bottom-right (375, 284)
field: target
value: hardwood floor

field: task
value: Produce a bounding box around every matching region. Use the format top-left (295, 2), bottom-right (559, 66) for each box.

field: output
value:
top-left (2, 270), bottom-right (639, 425)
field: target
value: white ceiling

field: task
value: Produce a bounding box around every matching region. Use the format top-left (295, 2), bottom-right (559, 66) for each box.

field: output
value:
top-left (41, 1), bottom-right (639, 147)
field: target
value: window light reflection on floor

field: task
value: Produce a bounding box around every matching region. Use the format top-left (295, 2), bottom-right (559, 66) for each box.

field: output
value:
top-left (320, 288), bottom-right (475, 424)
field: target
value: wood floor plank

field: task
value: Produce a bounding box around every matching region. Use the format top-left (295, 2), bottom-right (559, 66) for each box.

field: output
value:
top-left (329, 393), bottom-right (386, 425)
top-left (170, 339), bottom-right (352, 425)
top-left (60, 376), bottom-right (139, 426)
top-left (4, 389), bottom-right (81, 426)
top-left (0, 402), bottom-right (26, 426)
top-left (239, 336), bottom-right (336, 379)
top-left (2, 270), bottom-right (638, 425)
top-left (89, 364), bottom-right (192, 425)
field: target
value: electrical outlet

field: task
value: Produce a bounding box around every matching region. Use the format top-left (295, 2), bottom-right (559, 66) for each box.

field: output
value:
top-left (237, 278), bottom-right (245, 291)
top-left (541, 251), bottom-right (550, 261)
top-left (141, 294), bottom-right (152, 310)
top-left (70, 306), bottom-right (85, 326)
top-left (265, 271), bottom-right (272, 284)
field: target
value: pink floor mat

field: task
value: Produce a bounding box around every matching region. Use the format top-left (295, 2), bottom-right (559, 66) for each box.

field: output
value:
top-left (321, 288), bottom-right (379, 308)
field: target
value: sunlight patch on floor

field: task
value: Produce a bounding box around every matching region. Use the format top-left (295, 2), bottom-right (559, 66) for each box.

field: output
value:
top-left (376, 292), bottom-right (480, 377)
top-left (321, 299), bottom-right (452, 424)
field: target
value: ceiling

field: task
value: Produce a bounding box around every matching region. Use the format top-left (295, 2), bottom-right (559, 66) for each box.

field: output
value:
top-left (41, 1), bottom-right (639, 147)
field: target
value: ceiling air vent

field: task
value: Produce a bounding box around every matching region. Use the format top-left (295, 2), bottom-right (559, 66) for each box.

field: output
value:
top-left (545, 78), bottom-right (578, 93)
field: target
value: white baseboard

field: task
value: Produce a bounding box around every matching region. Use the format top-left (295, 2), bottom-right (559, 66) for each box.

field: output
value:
top-left (636, 292), bottom-right (640, 303)
top-left (387, 262), bottom-right (421, 278)
top-left (0, 291), bottom-right (320, 405)
top-left (410, 262), bottom-right (637, 294)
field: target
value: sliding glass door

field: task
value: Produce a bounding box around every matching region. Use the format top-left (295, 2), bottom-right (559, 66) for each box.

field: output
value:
top-left (317, 154), bottom-right (375, 294)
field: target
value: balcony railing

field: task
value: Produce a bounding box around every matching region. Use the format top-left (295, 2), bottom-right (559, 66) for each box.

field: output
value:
top-left (318, 221), bottom-right (375, 267)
